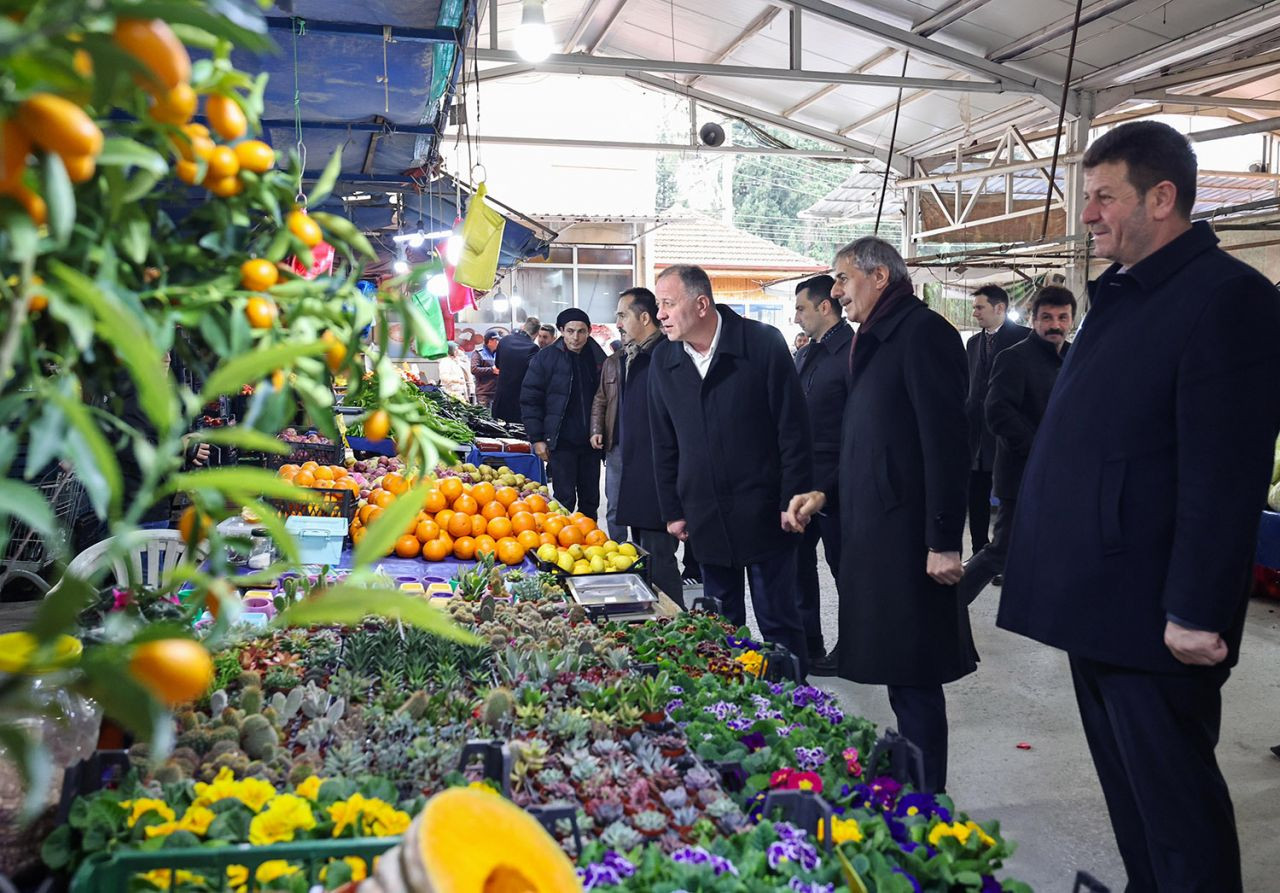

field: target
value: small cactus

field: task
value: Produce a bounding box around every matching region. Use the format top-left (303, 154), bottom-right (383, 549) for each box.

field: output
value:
top-left (240, 714), bottom-right (279, 761)
top-left (237, 671), bottom-right (262, 689)
top-left (153, 762), bottom-right (185, 786)
top-left (482, 688), bottom-right (514, 730)
top-left (209, 690), bottom-right (229, 715)
top-left (398, 691), bottom-right (431, 721)
top-left (240, 686), bottom-right (263, 714)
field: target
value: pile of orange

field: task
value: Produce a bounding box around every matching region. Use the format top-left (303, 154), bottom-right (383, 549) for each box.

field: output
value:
top-left (351, 473), bottom-right (604, 567)
top-left (277, 462), bottom-right (360, 496)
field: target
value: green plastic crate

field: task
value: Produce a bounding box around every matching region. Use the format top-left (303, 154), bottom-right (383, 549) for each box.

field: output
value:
top-left (70, 837), bottom-right (397, 892)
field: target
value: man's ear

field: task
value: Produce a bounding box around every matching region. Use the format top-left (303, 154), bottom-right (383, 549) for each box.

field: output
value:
top-left (1147, 180), bottom-right (1180, 221)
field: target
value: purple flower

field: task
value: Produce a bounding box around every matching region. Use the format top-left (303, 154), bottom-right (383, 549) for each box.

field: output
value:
top-left (892, 867), bottom-right (923, 893)
top-left (774, 821), bottom-right (806, 843)
top-left (671, 846), bottom-right (738, 876)
top-left (726, 717), bottom-right (753, 732)
top-left (769, 682), bottom-right (786, 695)
top-left (601, 851), bottom-right (635, 877)
top-left (794, 746), bottom-right (828, 771)
top-left (785, 879), bottom-right (830, 893)
top-left (815, 702), bottom-right (844, 724)
top-left (704, 701), bottom-right (741, 721)
top-left (894, 792), bottom-right (952, 824)
top-left (668, 685), bottom-right (684, 694)
top-left (980, 876), bottom-right (1002, 893)
top-left (666, 698), bottom-right (684, 712)
top-left (792, 686), bottom-right (825, 708)
top-left (776, 725), bottom-right (793, 738)
top-left (766, 838), bottom-right (820, 872)
top-left (851, 776), bottom-right (903, 812)
top-left (578, 863), bottom-right (622, 889)
top-left (740, 732), bottom-right (767, 752)
top-left (727, 634), bottom-right (762, 650)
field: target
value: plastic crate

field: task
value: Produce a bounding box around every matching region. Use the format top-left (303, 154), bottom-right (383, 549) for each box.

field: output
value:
top-left (264, 437), bottom-right (344, 469)
top-left (267, 488), bottom-right (355, 523)
top-left (286, 515), bottom-right (347, 566)
top-left (69, 838), bottom-right (397, 893)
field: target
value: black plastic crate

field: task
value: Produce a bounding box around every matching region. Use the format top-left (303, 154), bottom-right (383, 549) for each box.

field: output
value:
top-left (264, 437), bottom-right (344, 469)
top-left (534, 541), bottom-right (650, 583)
top-left (266, 488), bottom-right (355, 523)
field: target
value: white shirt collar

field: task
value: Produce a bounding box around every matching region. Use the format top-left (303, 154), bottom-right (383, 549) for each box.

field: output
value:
top-left (682, 310), bottom-right (722, 379)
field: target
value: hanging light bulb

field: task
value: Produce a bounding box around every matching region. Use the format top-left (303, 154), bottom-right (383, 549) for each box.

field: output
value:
top-left (446, 231), bottom-right (463, 266)
top-left (392, 259), bottom-right (410, 275)
top-left (427, 273), bottom-right (449, 297)
top-left (514, 0), bottom-right (554, 63)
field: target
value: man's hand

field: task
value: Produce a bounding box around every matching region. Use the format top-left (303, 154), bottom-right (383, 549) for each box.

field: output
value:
top-left (533, 441), bottom-right (550, 462)
top-left (782, 491), bottom-right (826, 532)
top-left (192, 443), bottom-right (211, 467)
top-left (1164, 620), bottom-right (1228, 666)
top-left (927, 551), bottom-right (963, 585)
top-left (589, 434), bottom-right (603, 450)
top-left (667, 519), bottom-right (689, 541)
top-left (492, 367), bottom-right (499, 375)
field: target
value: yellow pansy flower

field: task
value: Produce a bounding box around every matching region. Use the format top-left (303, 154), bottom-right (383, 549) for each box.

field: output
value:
top-left (137, 868), bottom-right (206, 889)
top-left (734, 650), bottom-right (765, 677)
top-left (966, 820), bottom-right (997, 848)
top-left (927, 821), bottom-right (973, 847)
top-left (120, 798), bottom-right (175, 828)
top-left (293, 775), bottom-right (325, 801)
top-left (226, 860), bottom-right (299, 893)
top-left (248, 794), bottom-right (317, 846)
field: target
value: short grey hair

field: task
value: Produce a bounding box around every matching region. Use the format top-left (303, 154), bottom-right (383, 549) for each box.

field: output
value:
top-left (834, 237), bottom-right (910, 287)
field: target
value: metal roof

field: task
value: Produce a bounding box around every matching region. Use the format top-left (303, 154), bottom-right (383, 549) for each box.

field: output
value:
top-left (472, 0), bottom-right (1280, 168)
top-left (653, 210), bottom-right (828, 268)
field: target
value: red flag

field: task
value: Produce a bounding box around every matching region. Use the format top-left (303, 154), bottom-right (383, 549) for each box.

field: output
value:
top-left (288, 240), bottom-right (335, 279)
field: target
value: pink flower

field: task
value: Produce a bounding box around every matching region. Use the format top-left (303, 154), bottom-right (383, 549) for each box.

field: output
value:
top-left (769, 767), bottom-right (824, 794)
top-left (111, 589), bottom-right (132, 611)
top-left (843, 747), bottom-right (863, 777)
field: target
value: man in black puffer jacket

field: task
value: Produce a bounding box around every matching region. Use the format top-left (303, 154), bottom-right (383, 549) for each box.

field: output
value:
top-left (520, 308), bottom-right (607, 517)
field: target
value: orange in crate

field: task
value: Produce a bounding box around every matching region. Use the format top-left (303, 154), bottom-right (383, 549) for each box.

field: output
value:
top-left (424, 489), bottom-right (446, 513)
top-left (447, 512), bottom-right (472, 538)
top-left (471, 482), bottom-right (495, 505)
top-left (557, 525), bottom-right (583, 548)
top-left (486, 516), bottom-right (513, 540)
top-left (516, 529), bottom-right (541, 552)
top-left (584, 528), bottom-right (607, 546)
top-left (474, 534), bottom-right (497, 557)
top-left (453, 493), bottom-right (478, 516)
top-left (574, 516), bottom-right (598, 536)
top-left (439, 477), bottom-right (464, 504)
top-left (495, 486), bottom-right (519, 507)
top-left (453, 535), bottom-right (477, 560)
top-left (510, 511), bottom-right (536, 534)
top-left (481, 500), bottom-right (507, 521)
top-left (525, 494), bottom-right (548, 513)
top-left (394, 535), bottom-right (421, 558)
top-left (508, 500), bottom-right (530, 517)
top-left (471, 514), bottom-right (488, 537)
top-left (415, 519), bottom-right (440, 542)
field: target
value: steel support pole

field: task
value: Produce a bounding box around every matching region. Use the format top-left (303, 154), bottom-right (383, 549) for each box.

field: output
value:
top-left (1065, 95), bottom-right (1094, 302)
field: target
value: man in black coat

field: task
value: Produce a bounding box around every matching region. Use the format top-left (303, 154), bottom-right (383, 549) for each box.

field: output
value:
top-left (787, 237), bottom-right (971, 793)
top-left (650, 265), bottom-right (812, 673)
top-left (492, 317), bottom-right (541, 424)
top-left (958, 285), bottom-right (1074, 605)
top-left (520, 309), bottom-right (607, 517)
top-left (790, 274), bottom-right (853, 673)
top-left (964, 286), bottom-right (1027, 556)
top-left (609, 287), bottom-right (682, 605)
top-left (998, 121), bottom-right (1280, 892)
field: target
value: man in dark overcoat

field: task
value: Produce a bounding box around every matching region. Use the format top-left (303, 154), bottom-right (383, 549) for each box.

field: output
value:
top-left (958, 285), bottom-right (1074, 604)
top-left (998, 120), bottom-right (1280, 892)
top-left (790, 274), bottom-right (853, 674)
top-left (609, 287), bottom-right (681, 605)
top-left (492, 317), bottom-right (541, 424)
top-left (649, 265), bottom-right (813, 673)
top-left (786, 237), bottom-right (972, 793)
top-left (964, 285), bottom-right (1027, 557)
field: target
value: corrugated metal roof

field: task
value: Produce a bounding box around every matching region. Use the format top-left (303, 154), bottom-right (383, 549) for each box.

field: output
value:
top-left (653, 211), bottom-right (828, 269)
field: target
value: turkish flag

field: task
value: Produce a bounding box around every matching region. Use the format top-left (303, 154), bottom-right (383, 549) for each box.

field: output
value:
top-left (288, 240), bottom-right (335, 279)
top-left (438, 238), bottom-right (475, 313)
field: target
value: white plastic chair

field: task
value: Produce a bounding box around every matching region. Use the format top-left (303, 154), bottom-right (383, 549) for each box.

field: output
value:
top-left (59, 530), bottom-right (196, 592)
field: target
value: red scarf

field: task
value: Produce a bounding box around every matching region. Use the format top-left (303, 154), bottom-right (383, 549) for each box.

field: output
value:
top-left (848, 279), bottom-right (916, 373)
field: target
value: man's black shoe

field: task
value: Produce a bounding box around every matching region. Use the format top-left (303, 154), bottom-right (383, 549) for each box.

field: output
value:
top-left (810, 653), bottom-right (839, 676)
top-left (992, 575), bottom-right (1004, 586)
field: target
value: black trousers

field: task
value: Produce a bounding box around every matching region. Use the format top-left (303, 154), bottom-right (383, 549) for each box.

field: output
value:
top-left (886, 684), bottom-right (948, 793)
top-left (547, 446), bottom-right (602, 518)
top-left (967, 469), bottom-right (993, 552)
top-left (702, 546), bottom-right (809, 677)
top-left (958, 497), bottom-right (1013, 605)
top-left (633, 527), bottom-right (683, 608)
top-left (1070, 656), bottom-right (1240, 893)
top-left (795, 506), bottom-right (841, 651)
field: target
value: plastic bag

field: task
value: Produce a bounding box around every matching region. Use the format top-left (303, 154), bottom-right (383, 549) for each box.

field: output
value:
top-left (453, 182), bottom-right (505, 290)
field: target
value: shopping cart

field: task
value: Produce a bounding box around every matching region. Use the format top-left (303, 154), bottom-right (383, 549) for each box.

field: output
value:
top-left (0, 469), bottom-right (88, 597)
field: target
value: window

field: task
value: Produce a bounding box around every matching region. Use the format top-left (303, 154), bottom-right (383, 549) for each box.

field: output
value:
top-left (464, 244), bottom-right (637, 330)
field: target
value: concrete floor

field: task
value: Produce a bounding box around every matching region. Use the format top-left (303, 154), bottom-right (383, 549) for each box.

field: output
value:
top-left (738, 553), bottom-right (1280, 893)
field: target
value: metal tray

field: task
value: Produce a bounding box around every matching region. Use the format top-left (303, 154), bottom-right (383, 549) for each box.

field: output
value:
top-left (564, 573), bottom-right (657, 612)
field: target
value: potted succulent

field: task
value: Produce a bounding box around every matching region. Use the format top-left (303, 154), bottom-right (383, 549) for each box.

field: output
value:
top-left (631, 809), bottom-right (669, 838)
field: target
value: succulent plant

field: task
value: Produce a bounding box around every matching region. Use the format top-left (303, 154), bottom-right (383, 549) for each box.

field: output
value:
top-left (671, 806), bottom-right (701, 829)
top-left (323, 739), bottom-right (371, 778)
top-left (660, 787), bottom-right (690, 810)
top-left (705, 796), bottom-right (741, 821)
top-left (632, 810), bottom-right (669, 833)
top-left (482, 688), bottom-right (514, 731)
top-left (397, 690), bottom-right (431, 721)
top-left (684, 766), bottom-right (717, 790)
top-left (600, 821), bottom-right (643, 851)
top-left (589, 797), bottom-right (625, 825)
top-left (240, 713), bottom-right (278, 761)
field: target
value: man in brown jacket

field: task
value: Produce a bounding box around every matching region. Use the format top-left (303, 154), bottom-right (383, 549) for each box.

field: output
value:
top-left (591, 329), bottom-right (628, 542)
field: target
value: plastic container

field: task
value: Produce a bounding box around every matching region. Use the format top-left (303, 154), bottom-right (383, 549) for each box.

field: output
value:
top-left (399, 582), bottom-right (425, 594)
top-left (69, 837), bottom-right (397, 893)
top-left (264, 437), bottom-right (343, 469)
top-left (242, 592), bottom-right (276, 618)
top-left (427, 582), bottom-right (453, 598)
top-left (285, 516), bottom-right (347, 566)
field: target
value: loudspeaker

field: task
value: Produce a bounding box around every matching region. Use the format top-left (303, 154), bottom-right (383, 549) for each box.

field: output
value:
top-left (698, 122), bottom-right (725, 147)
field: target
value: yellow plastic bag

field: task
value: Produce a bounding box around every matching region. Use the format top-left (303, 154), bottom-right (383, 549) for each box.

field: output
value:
top-left (453, 182), bottom-right (505, 290)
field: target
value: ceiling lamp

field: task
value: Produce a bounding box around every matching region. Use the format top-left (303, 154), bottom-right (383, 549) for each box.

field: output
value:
top-left (514, 0), bottom-right (554, 63)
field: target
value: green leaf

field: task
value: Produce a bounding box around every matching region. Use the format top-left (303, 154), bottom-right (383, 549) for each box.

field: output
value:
top-left (352, 483), bottom-right (429, 568)
top-left (200, 340), bottom-right (327, 402)
top-left (307, 145), bottom-right (345, 208)
top-left (41, 151), bottom-right (75, 246)
top-left (0, 478), bottom-right (59, 556)
top-left (274, 585), bottom-right (479, 645)
top-left (47, 290), bottom-right (95, 352)
top-left (310, 212), bottom-right (376, 260)
top-left (96, 137), bottom-right (169, 178)
top-left (48, 261), bottom-right (175, 436)
top-left (119, 212), bottom-right (150, 266)
top-left (836, 846), bottom-right (871, 893)
top-left (48, 388), bottom-right (122, 518)
top-left (40, 824), bottom-right (72, 870)
top-left (194, 427), bottom-right (290, 456)
top-left (121, 168), bottom-right (161, 204)
top-left (0, 725), bottom-right (53, 821)
top-left (167, 468), bottom-right (318, 503)
top-left (0, 202), bottom-right (39, 264)
top-left (31, 573), bottom-right (95, 641)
